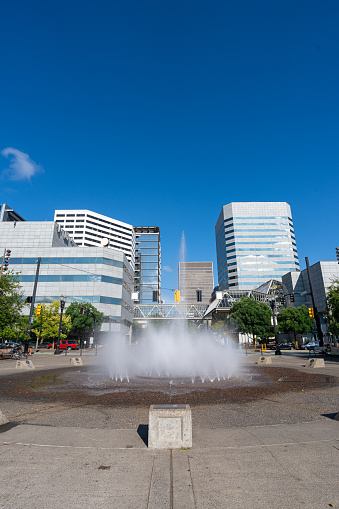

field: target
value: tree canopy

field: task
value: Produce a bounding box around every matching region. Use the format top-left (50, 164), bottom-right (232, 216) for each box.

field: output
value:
top-left (277, 305), bottom-right (314, 340)
top-left (228, 297), bottom-right (272, 341)
top-left (65, 302), bottom-right (104, 341)
top-left (326, 279), bottom-right (339, 336)
top-left (0, 271), bottom-right (25, 340)
top-left (32, 300), bottom-right (72, 342)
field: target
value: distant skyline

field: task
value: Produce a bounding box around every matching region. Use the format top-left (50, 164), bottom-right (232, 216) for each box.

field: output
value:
top-left (1, 0), bottom-right (338, 303)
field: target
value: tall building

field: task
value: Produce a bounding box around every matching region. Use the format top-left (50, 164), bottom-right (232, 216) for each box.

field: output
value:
top-left (0, 220), bottom-right (134, 334)
top-left (215, 202), bottom-right (300, 290)
top-left (134, 226), bottom-right (161, 304)
top-left (54, 209), bottom-right (135, 269)
top-left (179, 262), bottom-right (214, 303)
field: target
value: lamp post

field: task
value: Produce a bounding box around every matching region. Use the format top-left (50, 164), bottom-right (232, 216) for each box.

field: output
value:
top-left (269, 297), bottom-right (278, 345)
top-left (56, 295), bottom-right (66, 352)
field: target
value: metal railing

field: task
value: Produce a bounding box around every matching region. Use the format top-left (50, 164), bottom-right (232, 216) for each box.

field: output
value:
top-left (134, 303), bottom-right (208, 319)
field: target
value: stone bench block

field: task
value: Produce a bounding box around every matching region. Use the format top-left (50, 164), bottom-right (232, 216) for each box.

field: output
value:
top-left (148, 404), bottom-right (192, 449)
top-left (16, 360), bottom-right (35, 370)
top-left (70, 357), bottom-right (83, 365)
top-left (308, 358), bottom-right (325, 368)
top-left (258, 356), bottom-right (272, 365)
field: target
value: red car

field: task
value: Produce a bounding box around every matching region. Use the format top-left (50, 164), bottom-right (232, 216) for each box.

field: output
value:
top-left (48, 340), bottom-right (79, 350)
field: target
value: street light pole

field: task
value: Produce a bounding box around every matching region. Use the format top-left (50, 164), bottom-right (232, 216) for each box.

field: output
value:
top-left (57, 295), bottom-right (66, 353)
top-left (269, 297), bottom-right (278, 345)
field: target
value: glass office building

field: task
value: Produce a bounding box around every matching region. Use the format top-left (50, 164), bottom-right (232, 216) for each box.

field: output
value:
top-left (215, 202), bottom-right (300, 290)
top-left (134, 227), bottom-right (161, 304)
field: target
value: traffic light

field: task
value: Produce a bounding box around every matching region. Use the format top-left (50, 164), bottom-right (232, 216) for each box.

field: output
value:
top-left (174, 290), bottom-right (180, 303)
top-left (79, 307), bottom-right (84, 314)
top-left (152, 290), bottom-right (158, 302)
top-left (308, 307), bottom-right (314, 318)
top-left (85, 308), bottom-right (90, 317)
top-left (290, 293), bottom-right (295, 303)
top-left (3, 249), bottom-right (11, 271)
top-left (36, 304), bottom-right (42, 316)
top-left (196, 289), bottom-right (202, 302)
top-left (336, 247), bottom-right (339, 263)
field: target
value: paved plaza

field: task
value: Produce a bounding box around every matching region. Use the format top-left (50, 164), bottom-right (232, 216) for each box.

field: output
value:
top-left (0, 351), bottom-right (338, 508)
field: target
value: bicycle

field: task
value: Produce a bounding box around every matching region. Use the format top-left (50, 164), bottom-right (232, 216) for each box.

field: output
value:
top-left (11, 349), bottom-right (28, 360)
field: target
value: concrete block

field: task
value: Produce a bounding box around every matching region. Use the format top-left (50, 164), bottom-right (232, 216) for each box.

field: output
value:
top-left (258, 356), bottom-right (272, 365)
top-left (0, 410), bottom-right (9, 425)
top-left (70, 357), bottom-right (83, 365)
top-left (148, 404), bottom-right (192, 449)
top-left (307, 358), bottom-right (325, 368)
top-left (16, 360), bottom-right (35, 370)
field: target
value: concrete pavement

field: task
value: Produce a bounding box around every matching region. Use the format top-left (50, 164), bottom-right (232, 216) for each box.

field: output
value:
top-left (0, 351), bottom-right (338, 508)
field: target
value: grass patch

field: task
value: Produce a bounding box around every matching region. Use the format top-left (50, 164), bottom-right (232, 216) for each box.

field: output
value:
top-left (26, 374), bottom-right (64, 391)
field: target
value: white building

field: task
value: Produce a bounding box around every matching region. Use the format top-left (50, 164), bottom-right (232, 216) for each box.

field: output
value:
top-left (1, 220), bottom-right (134, 335)
top-left (215, 202), bottom-right (300, 290)
top-left (54, 209), bottom-right (135, 269)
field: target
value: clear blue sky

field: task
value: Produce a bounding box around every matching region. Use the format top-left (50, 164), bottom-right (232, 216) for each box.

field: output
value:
top-left (1, 0), bottom-right (338, 303)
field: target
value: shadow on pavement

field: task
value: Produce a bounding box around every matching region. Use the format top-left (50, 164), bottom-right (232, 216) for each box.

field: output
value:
top-left (137, 424), bottom-right (149, 446)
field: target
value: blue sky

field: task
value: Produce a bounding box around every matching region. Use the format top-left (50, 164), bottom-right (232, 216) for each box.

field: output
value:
top-left (1, 0), bottom-right (338, 303)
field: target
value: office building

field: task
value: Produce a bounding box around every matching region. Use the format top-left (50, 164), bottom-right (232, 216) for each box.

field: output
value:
top-left (134, 226), bottom-right (161, 304)
top-left (179, 262), bottom-right (214, 303)
top-left (282, 260), bottom-right (339, 317)
top-left (215, 202), bottom-right (300, 290)
top-left (0, 220), bottom-right (134, 334)
top-left (54, 209), bottom-right (135, 269)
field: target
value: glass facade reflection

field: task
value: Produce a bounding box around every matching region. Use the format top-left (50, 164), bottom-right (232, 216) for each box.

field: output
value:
top-left (134, 227), bottom-right (161, 304)
top-left (215, 202), bottom-right (300, 291)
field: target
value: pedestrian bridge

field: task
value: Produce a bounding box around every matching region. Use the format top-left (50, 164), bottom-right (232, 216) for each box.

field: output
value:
top-left (133, 303), bottom-right (208, 319)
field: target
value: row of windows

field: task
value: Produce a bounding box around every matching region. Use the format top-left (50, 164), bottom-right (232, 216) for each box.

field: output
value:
top-left (18, 274), bottom-right (123, 284)
top-left (225, 240), bottom-right (297, 246)
top-left (225, 228), bottom-right (293, 235)
top-left (56, 214), bottom-right (85, 218)
top-left (87, 214), bottom-right (132, 233)
top-left (227, 254), bottom-right (296, 259)
top-left (226, 235), bottom-right (289, 240)
top-left (224, 216), bottom-right (292, 222)
top-left (225, 222), bottom-right (291, 227)
top-left (34, 295), bottom-right (121, 305)
top-left (230, 271), bottom-right (298, 279)
top-left (226, 248), bottom-right (293, 253)
top-left (9, 257), bottom-right (124, 268)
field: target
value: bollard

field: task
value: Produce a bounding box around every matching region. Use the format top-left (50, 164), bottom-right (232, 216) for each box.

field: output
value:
top-left (148, 404), bottom-right (192, 449)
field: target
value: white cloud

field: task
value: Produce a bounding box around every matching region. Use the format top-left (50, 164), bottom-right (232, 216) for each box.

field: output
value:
top-left (163, 266), bottom-right (173, 272)
top-left (1, 147), bottom-right (43, 181)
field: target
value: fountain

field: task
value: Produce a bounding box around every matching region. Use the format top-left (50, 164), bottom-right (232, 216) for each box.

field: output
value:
top-left (103, 230), bottom-right (240, 383)
top-left (103, 322), bottom-right (240, 383)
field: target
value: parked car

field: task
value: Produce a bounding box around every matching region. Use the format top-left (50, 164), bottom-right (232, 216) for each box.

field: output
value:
top-left (36, 342), bottom-right (50, 349)
top-left (302, 342), bottom-right (319, 350)
top-left (54, 340), bottom-right (79, 350)
top-left (277, 342), bottom-right (295, 350)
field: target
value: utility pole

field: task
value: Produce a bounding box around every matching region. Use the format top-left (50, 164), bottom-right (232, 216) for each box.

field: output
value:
top-left (26, 257), bottom-right (41, 352)
top-left (305, 257), bottom-right (324, 347)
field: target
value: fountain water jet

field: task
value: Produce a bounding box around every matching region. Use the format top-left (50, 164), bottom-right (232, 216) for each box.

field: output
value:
top-left (103, 321), bottom-right (240, 383)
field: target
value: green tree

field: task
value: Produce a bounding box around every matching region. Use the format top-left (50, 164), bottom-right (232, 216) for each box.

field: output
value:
top-left (0, 271), bottom-right (25, 340)
top-left (326, 279), bottom-right (339, 336)
top-left (65, 302), bottom-right (104, 344)
top-left (277, 305), bottom-right (314, 342)
top-left (228, 297), bottom-right (272, 343)
top-left (32, 300), bottom-right (72, 342)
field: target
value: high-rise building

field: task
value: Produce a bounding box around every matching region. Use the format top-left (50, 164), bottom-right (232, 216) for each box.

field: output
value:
top-left (134, 226), bottom-right (161, 304)
top-left (0, 220), bottom-right (134, 334)
top-left (215, 202), bottom-right (300, 290)
top-left (179, 262), bottom-right (214, 303)
top-left (54, 210), bottom-right (135, 269)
